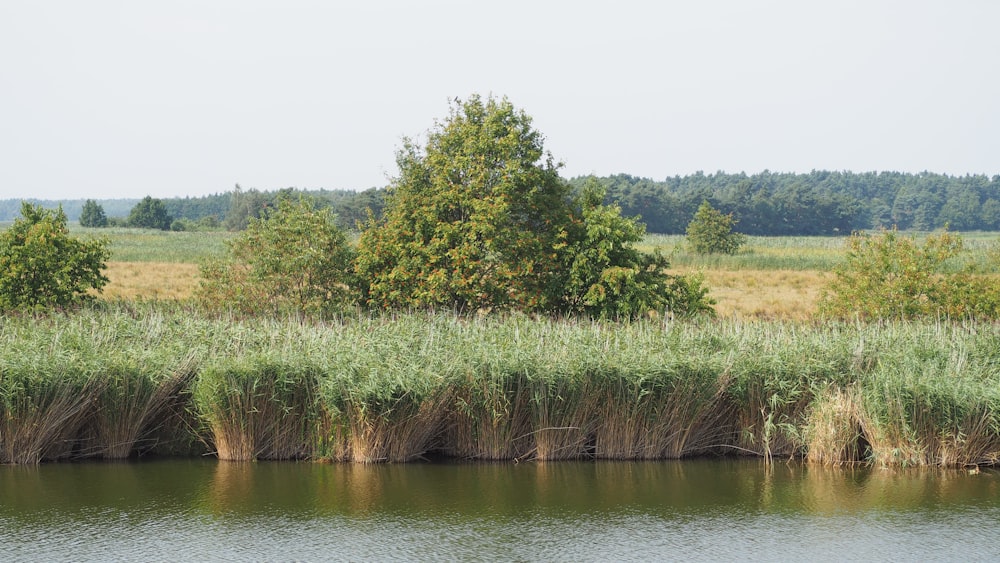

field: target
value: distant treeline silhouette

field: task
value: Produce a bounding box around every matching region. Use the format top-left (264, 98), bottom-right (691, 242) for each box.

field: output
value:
top-left (4, 170), bottom-right (998, 234)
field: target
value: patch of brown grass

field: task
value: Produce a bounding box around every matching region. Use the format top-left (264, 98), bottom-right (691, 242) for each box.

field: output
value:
top-left (99, 261), bottom-right (831, 320)
top-left (100, 261), bottom-right (200, 301)
top-left (672, 268), bottom-right (830, 320)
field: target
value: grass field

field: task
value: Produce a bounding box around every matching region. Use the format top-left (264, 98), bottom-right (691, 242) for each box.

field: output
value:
top-left (80, 229), bottom-right (1000, 319)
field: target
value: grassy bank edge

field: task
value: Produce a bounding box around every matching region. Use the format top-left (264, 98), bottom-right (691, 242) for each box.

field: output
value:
top-left (2, 305), bottom-right (998, 468)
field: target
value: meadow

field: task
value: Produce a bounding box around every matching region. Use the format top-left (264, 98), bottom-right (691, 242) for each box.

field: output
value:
top-left (82, 228), bottom-right (1000, 320)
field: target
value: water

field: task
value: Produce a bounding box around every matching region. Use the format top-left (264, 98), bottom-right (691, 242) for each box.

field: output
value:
top-left (2, 459), bottom-right (998, 562)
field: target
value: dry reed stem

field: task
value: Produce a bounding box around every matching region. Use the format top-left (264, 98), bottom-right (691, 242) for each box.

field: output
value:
top-left (531, 387), bottom-right (600, 461)
top-left (343, 389), bottom-right (454, 463)
top-left (444, 380), bottom-right (533, 460)
top-left (804, 388), bottom-right (866, 465)
top-left (1, 379), bottom-right (104, 464)
top-left (86, 354), bottom-right (199, 459)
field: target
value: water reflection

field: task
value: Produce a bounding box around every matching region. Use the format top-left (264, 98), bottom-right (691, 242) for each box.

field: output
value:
top-left (2, 459), bottom-right (998, 561)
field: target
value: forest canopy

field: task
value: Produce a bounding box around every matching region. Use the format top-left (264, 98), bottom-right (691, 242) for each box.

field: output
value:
top-left (3, 170), bottom-right (999, 236)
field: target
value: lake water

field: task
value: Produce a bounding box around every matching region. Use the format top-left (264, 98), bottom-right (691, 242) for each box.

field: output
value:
top-left (2, 458), bottom-right (998, 561)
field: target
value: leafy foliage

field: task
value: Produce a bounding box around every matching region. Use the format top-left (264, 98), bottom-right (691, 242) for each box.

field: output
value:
top-left (686, 200), bottom-right (746, 254)
top-left (820, 228), bottom-right (1000, 320)
top-left (561, 182), bottom-right (714, 318)
top-left (0, 202), bottom-right (110, 312)
top-left (196, 196), bottom-right (356, 317)
top-left (79, 199), bottom-right (108, 228)
top-left (356, 95), bottom-right (715, 318)
top-left (355, 95), bottom-right (573, 313)
top-left (128, 196), bottom-right (173, 230)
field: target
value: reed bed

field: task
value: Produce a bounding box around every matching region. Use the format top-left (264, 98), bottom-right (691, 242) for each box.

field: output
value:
top-left (2, 306), bottom-right (998, 467)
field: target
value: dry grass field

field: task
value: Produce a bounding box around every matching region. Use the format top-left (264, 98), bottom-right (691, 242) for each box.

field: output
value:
top-left (100, 262), bottom-right (201, 301)
top-left (87, 230), bottom-right (996, 319)
top-left (674, 268), bottom-right (830, 320)
top-left (98, 260), bottom-right (830, 320)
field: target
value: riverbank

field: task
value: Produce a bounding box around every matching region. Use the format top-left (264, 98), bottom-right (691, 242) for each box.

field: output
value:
top-left (2, 305), bottom-right (998, 466)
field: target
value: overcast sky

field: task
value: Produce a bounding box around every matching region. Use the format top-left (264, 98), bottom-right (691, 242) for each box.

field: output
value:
top-left (2, 1), bottom-right (998, 200)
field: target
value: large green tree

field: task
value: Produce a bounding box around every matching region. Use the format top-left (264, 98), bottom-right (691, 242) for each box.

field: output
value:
top-left (0, 202), bottom-right (110, 312)
top-left (356, 95), bottom-right (573, 313)
top-left (356, 95), bottom-right (715, 318)
top-left (128, 196), bottom-right (173, 230)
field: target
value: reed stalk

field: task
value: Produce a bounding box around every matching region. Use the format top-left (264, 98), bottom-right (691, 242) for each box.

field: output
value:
top-left (2, 305), bottom-right (999, 467)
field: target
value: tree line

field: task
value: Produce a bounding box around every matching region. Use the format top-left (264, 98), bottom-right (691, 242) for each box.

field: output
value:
top-left (6, 170), bottom-right (998, 235)
top-left (576, 170), bottom-right (1000, 235)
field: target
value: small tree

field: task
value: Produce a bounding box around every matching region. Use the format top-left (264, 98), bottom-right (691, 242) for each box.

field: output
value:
top-left (819, 228), bottom-right (1000, 320)
top-left (128, 196), bottom-right (173, 230)
top-left (560, 182), bottom-right (715, 318)
top-left (0, 202), bottom-right (110, 312)
top-left (196, 196), bottom-right (356, 317)
top-left (687, 200), bottom-right (746, 254)
top-left (79, 199), bottom-right (108, 228)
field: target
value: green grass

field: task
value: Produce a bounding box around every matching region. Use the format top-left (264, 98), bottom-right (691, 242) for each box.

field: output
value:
top-left (4, 221), bottom-right (993, 273)
top-left (69, 226), bottom-right (233, 263)
top-left (642, 233), bottom-right (1000, 273)
top-left (2, 305), bottom-right (998, 467)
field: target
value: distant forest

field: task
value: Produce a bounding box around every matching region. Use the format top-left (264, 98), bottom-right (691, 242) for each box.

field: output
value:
top-left (3, 170), bottom-right (999, 234)
top-left (578, 170), bottom-right (1000, 235)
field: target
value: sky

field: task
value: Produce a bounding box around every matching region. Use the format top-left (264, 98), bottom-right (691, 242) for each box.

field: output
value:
top-left (2, 1), bottom-right (998, 201)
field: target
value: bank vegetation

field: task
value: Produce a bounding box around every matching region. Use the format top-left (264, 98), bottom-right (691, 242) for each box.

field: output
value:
top-left (2, 306), bottom-right (998, 468)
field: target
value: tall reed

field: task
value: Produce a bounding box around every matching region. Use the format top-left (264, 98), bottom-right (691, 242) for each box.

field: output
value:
top-left (318, 317), bottom-right (454, 463)
top-left (192, 350), bottom-right (320, 461)
top-left (3, 305), bottom-right (999, 467)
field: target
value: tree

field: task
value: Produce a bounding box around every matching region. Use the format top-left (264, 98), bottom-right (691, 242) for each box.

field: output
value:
top-left (224, 184), bottom-right (278, 231)
top-left (355, 95), bottom-right (574, 313)
top-left (128, 196), bottom-right (173, 230)
top-left (355, 95), bottom-right (716, 318)
top-left (196, 195), bottom-right (356, 317)
top-left (686, 200), bottom-right (746, 254)
top-left (0, 202), bottom-right (110, 312)
top-left (560, 181), bottom-right (715, 318)
top-left (79, 199), bottom-right (108, 228)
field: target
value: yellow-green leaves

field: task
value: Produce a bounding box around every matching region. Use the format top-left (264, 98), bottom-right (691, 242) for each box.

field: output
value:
top-left (0, 202), bottom-right (110, 312)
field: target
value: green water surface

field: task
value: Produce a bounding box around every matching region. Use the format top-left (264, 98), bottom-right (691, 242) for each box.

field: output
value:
top-left (2, 459), bottom-right (998, 561)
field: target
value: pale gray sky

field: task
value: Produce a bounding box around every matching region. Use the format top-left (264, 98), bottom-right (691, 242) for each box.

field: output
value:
top-left (2, 1), bottom-right (998, 200)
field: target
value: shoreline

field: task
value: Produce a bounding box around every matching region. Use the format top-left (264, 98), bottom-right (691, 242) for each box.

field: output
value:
top-left (3, 305), bottom-right (998, 467)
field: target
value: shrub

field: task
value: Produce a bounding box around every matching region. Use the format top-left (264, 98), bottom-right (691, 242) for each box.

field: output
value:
top-left (0, 202), bottom-right (110, 312)
top-left (686, 200), bottom-right (746, 255)
top-left (196, 195), bottom-right (357, 317)
top-left (560, 182), bottom-right (715, 318)
top-left (820, 228), bottom-right (1000, 320)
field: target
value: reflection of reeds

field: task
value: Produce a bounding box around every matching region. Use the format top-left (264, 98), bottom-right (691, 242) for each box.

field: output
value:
top-left (2, 306), bottom-right (999, 466)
